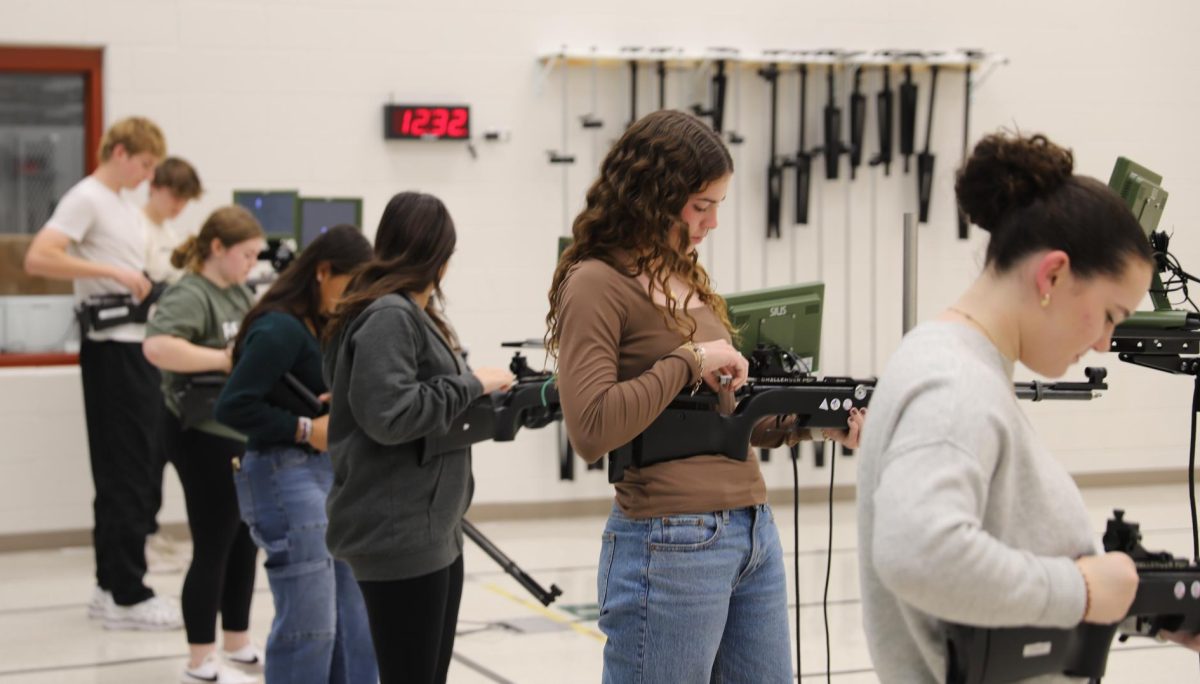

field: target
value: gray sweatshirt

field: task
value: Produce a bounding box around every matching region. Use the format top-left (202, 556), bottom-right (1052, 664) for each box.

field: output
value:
top-left (857, 321), bottom-right (1095, 683)
top-left (323, 293), bottom-right (484, 581)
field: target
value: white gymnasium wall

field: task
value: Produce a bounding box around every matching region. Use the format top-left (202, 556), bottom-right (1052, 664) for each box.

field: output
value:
top-left (1, 0), bottom-right (1198, 535)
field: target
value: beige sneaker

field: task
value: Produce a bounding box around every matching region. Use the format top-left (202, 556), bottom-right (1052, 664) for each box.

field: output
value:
top-left (147, 532), bottom-right (190, 574)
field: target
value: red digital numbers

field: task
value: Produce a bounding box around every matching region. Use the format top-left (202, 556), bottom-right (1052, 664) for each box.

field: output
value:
top-left (387, 105), bottom-right (470, 140)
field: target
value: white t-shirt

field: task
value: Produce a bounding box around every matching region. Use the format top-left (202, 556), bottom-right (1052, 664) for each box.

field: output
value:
top-left (141, 210), bottom-right (185, 285)
top-left (45, 176), bottom-right (147, 342)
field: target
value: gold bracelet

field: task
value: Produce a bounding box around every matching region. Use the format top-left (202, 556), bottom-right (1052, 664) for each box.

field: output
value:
top-left (1080, 566), bottom-right (1092, 621)
top-left (682, 342), bottom-right (705, 393)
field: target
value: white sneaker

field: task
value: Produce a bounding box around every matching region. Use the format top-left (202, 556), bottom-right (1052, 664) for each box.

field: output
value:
top-left (147, 532), bottom-right (190, 574)
top-left (104, 595), bottom-right (183, 631)
top-left (87, 587), bottom-right (114, 620)
top-left (182, 653), bottom-right (258, 683)
top-left (221, 644), bottom-right (265, 673)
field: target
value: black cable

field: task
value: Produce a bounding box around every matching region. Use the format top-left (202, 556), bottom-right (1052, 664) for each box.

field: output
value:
top-left (792, 445), bottom-right (802, 680)
top-left (1190, 377), bottom-right (1198, 564)
top-left (823, 440), bottom-right (835, 684)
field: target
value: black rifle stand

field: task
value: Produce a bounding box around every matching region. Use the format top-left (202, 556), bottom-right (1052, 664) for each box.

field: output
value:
top-left (463, 519), bottom-right (563, 606)
top-left (1118, 347), bottom-right (1200, 567)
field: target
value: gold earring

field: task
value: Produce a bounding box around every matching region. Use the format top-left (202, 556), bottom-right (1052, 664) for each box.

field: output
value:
top-left (1041, 292), bottom-right (1051, 308)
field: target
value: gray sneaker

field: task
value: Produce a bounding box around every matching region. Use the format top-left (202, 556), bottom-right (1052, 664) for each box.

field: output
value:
top-left (104, 595), bottom-right (183, 631)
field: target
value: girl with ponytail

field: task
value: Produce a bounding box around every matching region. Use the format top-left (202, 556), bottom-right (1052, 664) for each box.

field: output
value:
top-left (144, 205), bottom-right (267, 683)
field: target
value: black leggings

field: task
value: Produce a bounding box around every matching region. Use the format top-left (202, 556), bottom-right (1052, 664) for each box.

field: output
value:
top-left (165, 411), bottom-right (258, 644)
top-left (357, 555), bottom-right (464, 684)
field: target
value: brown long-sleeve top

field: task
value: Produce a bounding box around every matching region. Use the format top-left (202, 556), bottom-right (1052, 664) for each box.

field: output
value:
top-left (557, 258), bottom-right (798, 518)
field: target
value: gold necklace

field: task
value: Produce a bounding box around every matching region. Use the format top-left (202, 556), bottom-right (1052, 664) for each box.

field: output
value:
top-left (947, 306), bottom-right (1011, 360)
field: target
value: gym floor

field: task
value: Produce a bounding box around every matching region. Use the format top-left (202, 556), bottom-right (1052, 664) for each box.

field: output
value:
top-left (0, 483), bottom-right (1198, 682)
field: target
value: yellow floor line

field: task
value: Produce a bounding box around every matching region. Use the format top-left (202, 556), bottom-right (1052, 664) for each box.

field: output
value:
top-left (481, 582), bottom-right (606, 643)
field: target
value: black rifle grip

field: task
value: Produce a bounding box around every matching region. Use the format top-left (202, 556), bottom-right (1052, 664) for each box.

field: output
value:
top-left (823, 106), bottom-right (841, 180)
top-left (849, 92), bottom-right (867, 177)
top-left (795, 154), bottom-right (812, 225)
top-left (899, 81), bottom-right (918, 170)
top-left (767, 162), bottom-right (783, 237)
top-left (917, 152), bottom-right (935, 222)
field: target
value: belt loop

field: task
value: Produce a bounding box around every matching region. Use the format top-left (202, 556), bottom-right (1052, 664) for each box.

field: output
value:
top-left (721, 510), bottom-right (730, 524)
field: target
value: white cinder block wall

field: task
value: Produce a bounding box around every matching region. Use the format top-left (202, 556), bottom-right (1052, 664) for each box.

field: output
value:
top-left (2, 0), bottom-right (1198, 535)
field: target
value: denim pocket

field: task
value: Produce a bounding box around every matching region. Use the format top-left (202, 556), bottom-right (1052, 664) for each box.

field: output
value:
top-left (597, 531), bottom-right (616, 613)
top-left (232, 468), bottom-right (256, 529)
top-left (273, 447), bottom-right (310, 471)
top-left (650, 513), bottom-right (722, 551)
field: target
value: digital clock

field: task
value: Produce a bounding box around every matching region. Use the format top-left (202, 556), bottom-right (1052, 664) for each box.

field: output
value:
top-left (383, 105), bottom-right (470, 140)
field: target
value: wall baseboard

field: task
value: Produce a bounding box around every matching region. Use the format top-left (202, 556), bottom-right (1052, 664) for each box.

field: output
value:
top-left (0, 522), bottom-right (192, 554)
top-left (0, 469), bottom-right (1188, 553)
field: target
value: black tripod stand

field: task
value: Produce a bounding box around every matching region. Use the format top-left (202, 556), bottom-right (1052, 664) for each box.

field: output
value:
top-left (1114, 325), bottom-right (1200, 566)
top-left (463, 519), bottom-right (563, 606)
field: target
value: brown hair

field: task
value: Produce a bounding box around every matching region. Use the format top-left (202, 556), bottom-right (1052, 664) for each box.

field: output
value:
top-left (98, 117), bottom-right (166, 162)
top-left (957, 132), bottom-right (1154, 277)
top-left (545, 109), bottom-right (734, 358)
top-left (151, 157), bottom-right (203, 200)
top-left (324, 192), bottom-right (459, 347)
top-left (171, 205), bottom-right (265, 273)
top-left (233, 225), bottom-right (373, 361)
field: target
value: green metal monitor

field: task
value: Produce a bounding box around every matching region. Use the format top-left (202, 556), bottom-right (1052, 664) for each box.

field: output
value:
top-left (233, 190), bottom-right (299, 242)
top-left (298, 196), bottom-right (363, 249)
top-left (1108, 157), bottom-right (1170, 312)
top-left (723, 282), bottom-right (824, 373)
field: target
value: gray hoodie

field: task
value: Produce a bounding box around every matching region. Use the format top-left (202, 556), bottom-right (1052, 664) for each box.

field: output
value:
top-left (323, 293), bottom-right (484, 581)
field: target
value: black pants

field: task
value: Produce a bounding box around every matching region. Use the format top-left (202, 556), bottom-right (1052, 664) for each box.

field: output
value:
top-left (164, 410), bottom-right (257, 644)
top-left (79, 338), bottom-right (164, 606)
top-left (358, 555), bottom-right (464, 684)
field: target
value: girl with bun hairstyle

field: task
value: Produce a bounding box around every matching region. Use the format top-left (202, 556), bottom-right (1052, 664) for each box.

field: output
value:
top-left (854, 132), bottom-right (1194, 682)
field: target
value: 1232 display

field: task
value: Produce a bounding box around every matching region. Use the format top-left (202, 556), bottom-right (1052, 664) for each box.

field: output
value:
top-left (384, 105), bottom-right (470, 140)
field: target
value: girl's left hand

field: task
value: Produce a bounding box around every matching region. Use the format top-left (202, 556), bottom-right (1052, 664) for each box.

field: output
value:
top-left (817, 407), bottom-right (867, 449)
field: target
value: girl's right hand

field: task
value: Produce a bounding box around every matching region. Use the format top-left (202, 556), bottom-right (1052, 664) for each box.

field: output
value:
top-left (474, 367), bottom-right (516, 394)
top-left (1076, 552), bottom-right (1139, 624)
top-left (695, 339), bottom-right (749, 391)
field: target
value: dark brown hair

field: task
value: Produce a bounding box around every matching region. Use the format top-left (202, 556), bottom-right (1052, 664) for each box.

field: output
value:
top-left (956, 132), bottom-right (1153, 277)
top-left (545, 109), bottom-right (734, 358)
top-left (171, 205), bottom-right (265, 272)
top-left (152, 157), bottom-right (203, 200)
top-left (325, 192), bottom-right (459, 347)
top-left (232, 225), bottom-right (372, 360)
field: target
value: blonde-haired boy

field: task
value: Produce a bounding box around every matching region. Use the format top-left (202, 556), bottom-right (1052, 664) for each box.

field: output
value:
top-left (25, 115), bottom-right (182, 631)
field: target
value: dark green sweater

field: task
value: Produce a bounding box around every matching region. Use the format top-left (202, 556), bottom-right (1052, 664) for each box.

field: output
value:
top-left (214, 311), bottom-right (324, 452)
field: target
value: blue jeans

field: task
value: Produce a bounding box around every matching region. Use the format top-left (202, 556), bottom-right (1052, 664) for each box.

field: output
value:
top-left (234, 447), bottom-right (377, 684)
top-left (598, 503), bottom-right (792, 684)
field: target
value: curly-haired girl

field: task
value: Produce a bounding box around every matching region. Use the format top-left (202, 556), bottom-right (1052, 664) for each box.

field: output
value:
top-left (548, 109), bottom-right (863, 682)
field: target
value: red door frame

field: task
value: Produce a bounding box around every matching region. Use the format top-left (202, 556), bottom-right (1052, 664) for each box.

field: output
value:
top-left (0, 46), bottom-right (103, 174)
